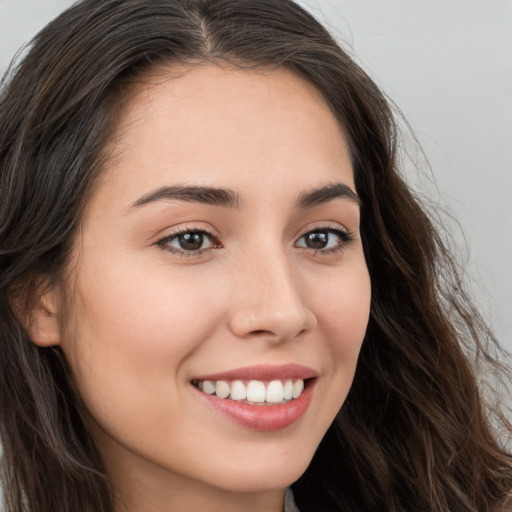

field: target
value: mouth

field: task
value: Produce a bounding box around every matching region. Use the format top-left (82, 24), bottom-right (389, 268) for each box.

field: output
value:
top-left (191, 378), bottom-right (308, 405)
top-left (190, 365), bottom-right (317, 431)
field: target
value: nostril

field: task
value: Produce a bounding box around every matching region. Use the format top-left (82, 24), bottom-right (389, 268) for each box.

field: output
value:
top-left (249, 329), bottom-right (272, 336)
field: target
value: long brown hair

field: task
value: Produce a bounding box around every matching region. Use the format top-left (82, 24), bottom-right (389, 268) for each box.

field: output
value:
top-left (1, 1), bottom-right (511, 511)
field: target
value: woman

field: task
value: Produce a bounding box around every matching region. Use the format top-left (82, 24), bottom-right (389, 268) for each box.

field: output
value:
top-left (0, 1), bottom-right (511, 511)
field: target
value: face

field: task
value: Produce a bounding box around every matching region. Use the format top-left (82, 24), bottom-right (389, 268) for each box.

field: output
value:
top-left (53, 65), bottom-right (371, 501)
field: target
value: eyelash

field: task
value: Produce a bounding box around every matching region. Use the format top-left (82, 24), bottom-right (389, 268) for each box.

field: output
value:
top-left (156, 227), bottom-right (220, 257)
top-left (156, 225), bottom-right (354, 257)
top-left (296, 226), bottom-right (355, 255)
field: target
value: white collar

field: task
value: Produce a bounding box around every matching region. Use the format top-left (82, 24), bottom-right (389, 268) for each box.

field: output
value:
top-left (284, 488), bottom-right (300, 512)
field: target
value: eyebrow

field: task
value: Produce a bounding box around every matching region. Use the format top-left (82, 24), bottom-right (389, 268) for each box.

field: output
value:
top-left (130, 185), bottom-right (242, 209)
top-left (129, 182), bottom-right (360, 211)
top-left (297, 183), bottom-right (361, 208)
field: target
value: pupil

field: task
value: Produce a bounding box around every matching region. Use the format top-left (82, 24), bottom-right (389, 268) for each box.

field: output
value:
top-left (179, 232), bottom-right (203, 251)
top-left (306, 232), bottom-right (328, 249)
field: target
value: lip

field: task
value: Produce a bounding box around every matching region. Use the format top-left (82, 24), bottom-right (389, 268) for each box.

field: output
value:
top-left (191, 364), bottom-right (318, 431)
top-left (192, 363), bottom-right (318, 382)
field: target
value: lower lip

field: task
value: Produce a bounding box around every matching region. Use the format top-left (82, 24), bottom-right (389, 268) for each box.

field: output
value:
top-left (195, 381), bottom-right (315, 431)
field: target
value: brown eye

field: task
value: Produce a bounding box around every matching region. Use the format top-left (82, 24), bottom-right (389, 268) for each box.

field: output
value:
top-left (295, 228), bottom-right (352, 252)
top-left (178, 232), bottom-right (205, 251)
top-left (304, 232), bottom-right (329, 249)
top-left (159, 229), bottom-right (216, 254)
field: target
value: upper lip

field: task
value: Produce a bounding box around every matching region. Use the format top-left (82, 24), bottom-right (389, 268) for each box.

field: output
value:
top-left (192, 364), bottom-right (318, 382)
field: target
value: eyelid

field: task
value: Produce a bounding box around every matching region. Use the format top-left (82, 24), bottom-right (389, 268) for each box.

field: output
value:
top-left (153, 221), bottom-right (355, 259)
top-left (295, 221), bottom-right (352, 240)
top-left (294, 224), bottom-right (355, 254)
top-left (155, 225), bottom-right (222, 257)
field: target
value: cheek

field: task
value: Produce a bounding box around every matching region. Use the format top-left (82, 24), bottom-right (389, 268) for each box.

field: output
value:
top-left (59, 258), bottom-right (225, 410)
top-left (312, 260), bottom-right (371, 356)
top-left (307, 262), bottom-right (370, 421)
top-left (302, 256), bottom-right (371, 410)
top-left (69, 255), bottom-right (220, 342)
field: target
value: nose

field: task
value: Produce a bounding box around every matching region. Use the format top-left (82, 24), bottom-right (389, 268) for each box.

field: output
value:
top-left (227, 251), bottom-right (317, 342)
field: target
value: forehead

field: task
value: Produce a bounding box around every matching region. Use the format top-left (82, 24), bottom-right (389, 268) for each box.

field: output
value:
top-left (94, 64), bottom-right (354, 208)
top-left (116, 63), bottom-right (337, 127)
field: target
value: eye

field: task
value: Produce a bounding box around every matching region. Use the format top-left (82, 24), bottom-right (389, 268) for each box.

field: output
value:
top-left (295, 227), bottom-right (353, 253)
top-left (157, 229), bottom-right (218, 255)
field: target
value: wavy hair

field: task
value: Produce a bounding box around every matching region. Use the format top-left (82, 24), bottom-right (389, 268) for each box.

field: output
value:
top-left (1, 1), bottom-right (511, 511)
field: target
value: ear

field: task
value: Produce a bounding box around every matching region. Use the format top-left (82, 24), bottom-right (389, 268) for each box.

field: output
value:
top-left (20, 284), bottom-right (62, 347)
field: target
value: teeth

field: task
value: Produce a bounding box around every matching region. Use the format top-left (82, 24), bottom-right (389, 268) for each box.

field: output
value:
top-left (266, 380), bottom-right (284, 403)
top-left (202, 380), bottom-right (216, 395)
top-left (292, 379), bottom-right (304, 399)
top-left (230, 380), bottom-right (247, 400)
top-left (283, 379), bottom-right (293, 400)
top-left (247, 380), bottom-right (266, 402)
top-left (215, 380), bottom-right (230, 399)
top-left (198, 378), bottom-right (305, 403)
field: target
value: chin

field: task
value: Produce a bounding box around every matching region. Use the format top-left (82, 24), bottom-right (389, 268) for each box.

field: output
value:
top-left (202, 448), bottom-right (315, 494)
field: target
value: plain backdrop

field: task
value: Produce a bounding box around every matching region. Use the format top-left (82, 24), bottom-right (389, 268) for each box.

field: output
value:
top-left (1, 0), bottom-right (511, 351)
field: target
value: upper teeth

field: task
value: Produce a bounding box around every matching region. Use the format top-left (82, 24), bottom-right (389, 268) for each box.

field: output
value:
top-left (198, 379), bottom-right (305, 403)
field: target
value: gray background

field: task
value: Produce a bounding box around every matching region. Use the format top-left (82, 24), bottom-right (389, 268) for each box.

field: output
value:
top-left (1, 0), bottom-right (511, 350)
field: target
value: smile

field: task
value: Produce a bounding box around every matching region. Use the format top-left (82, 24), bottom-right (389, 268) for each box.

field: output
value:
top-left (192, 378), bottom-right (305, 404)
top-left (191, 365), bottom-right (317, 430)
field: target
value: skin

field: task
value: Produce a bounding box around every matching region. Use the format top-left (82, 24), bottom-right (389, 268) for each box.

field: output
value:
top-left (32, 65), bottom-right (371, 512)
